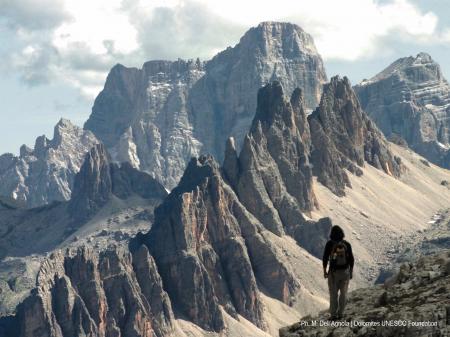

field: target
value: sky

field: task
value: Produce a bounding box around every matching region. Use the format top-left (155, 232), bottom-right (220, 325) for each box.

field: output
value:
top-left (1, 0), bottom-right (450, 154)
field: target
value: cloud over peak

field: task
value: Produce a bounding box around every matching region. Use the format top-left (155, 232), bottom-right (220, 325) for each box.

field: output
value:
top-left (0, 0), bottom-right (448, 99)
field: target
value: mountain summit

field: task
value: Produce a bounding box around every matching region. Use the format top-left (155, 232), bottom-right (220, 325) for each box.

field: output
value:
top-left (355, 52), bottom-right (450, 168)
top-left (84, 22), bottom-right (326, 190)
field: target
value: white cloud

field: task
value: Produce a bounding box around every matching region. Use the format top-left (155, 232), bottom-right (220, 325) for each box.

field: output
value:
top-left (189, 0), bottom-right (438, 60)
top-left (0, 0), bottom-right (71, 30)
top-left (53, 0), bottom-right (139, 54)
top-left (0, 0), bottom-right (446, 99)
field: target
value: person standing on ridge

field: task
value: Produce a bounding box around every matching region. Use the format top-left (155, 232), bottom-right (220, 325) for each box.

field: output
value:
top-left (323, 225), bottom-right (354, 320)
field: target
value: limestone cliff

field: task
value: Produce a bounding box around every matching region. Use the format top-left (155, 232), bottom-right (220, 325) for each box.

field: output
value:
top-left (309, 76), bottom-right (402, 196)
top-left (84, 22), bottom-right (327, 190)
top-left (355, 52), bottom-right (450, 169)
top-left (0, 119), bottom-right (98, 208)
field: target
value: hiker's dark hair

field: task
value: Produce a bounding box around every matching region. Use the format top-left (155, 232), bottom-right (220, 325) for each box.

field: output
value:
top-left (330, 225), bottom-right (345, 241)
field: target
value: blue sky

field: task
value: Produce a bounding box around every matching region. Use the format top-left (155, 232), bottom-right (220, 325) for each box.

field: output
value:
top-left (1, 0), bottom-right (450, 154)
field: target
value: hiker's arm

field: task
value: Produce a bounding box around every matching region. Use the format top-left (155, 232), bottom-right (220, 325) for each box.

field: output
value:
top-left (347, 242), bottom-right (355, 278)
top-left (322, 242), bottom-right (331, 277)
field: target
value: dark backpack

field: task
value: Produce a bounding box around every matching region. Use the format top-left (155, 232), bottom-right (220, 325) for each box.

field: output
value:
top-left (330, 241), bottom-right (348, 269)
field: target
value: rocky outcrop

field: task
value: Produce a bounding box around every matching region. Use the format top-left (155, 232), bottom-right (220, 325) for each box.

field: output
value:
top-left (15, 245), bottom-right (175, 337)
top-left (190, 21), bottom-right (327, 163)
top-left (224, 81), bottom-right (321, 240)
top-left (69, 144), bottom-right (167, 223)
top-left (85, 22), bottom-right (326, 190)
top-left (0, 119), bottom-right (98, 208)
top-left (142, 82), bottom-right (339, 333)
top-left (309, 76), bottom-right (402, 196)
top-left (145, 155), bottom-right (301, 332)
top-left (68, 144), bottom-right (112, 221)
top-left (280, 250), bottom-right (450, 337)
top-left (84, 60), bottom-right (205, 190)
top-left (355, 52), bottom-right (450, 169)
top-left (0, 143), bottom-right (167, 262)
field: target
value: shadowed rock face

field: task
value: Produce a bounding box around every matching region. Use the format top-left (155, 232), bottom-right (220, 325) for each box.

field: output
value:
top-left (0, 119), bottom-right (98, 208)
top-left (15, 246), bottom-right (174, 337)
top-left (69, 144), bottom-right (167, 223)
top-left (84, 22), bottom-right (326, 190)
top-left (146, 156), bottom-right (301, 332)
top-left (68, 144), bottom-right (113, 221)
top-left (355, 53), bottom-right (450, 169)
top-left (0, 143), bottom-right (168, 263)
top-left (224, 82), bottom-right (317, 236)
top-left (309, 76), bottom-right (402, 196)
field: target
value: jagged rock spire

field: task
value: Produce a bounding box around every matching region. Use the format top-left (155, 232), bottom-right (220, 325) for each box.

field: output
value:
top-left (69, 143), bottom-right (167, 223)
top-left (227, 81), bottom-right (317, 238)
top-left (69, 144), bottom-right (112, 222)
top-left (309, 76), bottom-right (402, 196)
top-left (0, 118), bottom-right (99, 208)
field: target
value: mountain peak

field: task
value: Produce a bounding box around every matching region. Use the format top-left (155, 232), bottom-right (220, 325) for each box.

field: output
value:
top-left (252, 81), bottom-right (293, 129)
top-left (238, 21), bottom-right (319, 56)
top-left (363, 52), bottom-right (442, 84)
top-left (355, 52), bottom-right (450, 169)
top-left (85, 21), bottom-right (326, 192)
top-left (414, 51), bottom-right (433, 63)
top-left (169, 155), bottom-right (220, 198)
top-left (53, 118), bottom-right (79, 145)
top-left (256, 21), bottom-right (305, 32)
top-left (309, 76), bottom-right (402, 196)
top-left (68, 143), bottom-right (112, 222)
top-left (55, 117), bottom-right (73, 128)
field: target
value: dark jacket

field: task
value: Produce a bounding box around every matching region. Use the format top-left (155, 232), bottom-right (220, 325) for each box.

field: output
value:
top-left (322, 240), bottom-right (354, 272)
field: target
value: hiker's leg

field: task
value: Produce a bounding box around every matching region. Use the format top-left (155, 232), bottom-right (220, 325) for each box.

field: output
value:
top-left (328, 272), bottom-right (338, 317)
top-left (337, 270), bottom-right (350, 316)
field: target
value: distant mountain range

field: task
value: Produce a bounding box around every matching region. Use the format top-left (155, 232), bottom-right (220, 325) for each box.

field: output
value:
top-left (2, 25), bottom-right (450, 210)
top-left (1, 21), bottom-right (450, 337)
top-left (0, 119), bottom-right (98, 208)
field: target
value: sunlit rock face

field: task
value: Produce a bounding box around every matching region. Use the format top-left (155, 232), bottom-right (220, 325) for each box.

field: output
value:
top-left (310, 76), bottom-right (403, 196)
top-left (0, 118), bottom-right (98, 208)
top-left (85, 22), bottom-right (327, 190)
top-left (15, 246), bottom-right (175, 337)
top-left (355, 52), bottom-right (450, 168)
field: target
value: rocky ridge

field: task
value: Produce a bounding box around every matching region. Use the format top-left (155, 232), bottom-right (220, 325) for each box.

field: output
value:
top-left (310, 76), bottom-right (403, 196)
top-left (6, 77), bottom-right (409, 337)
top-left (0, 143), bottom-right (168, 259)
top-left (7, 81), bottom-right (335, 337)
top-left (15, 245), bottom-right (175, 337)
top-left (84, 21), bottom-right (327, 190)
top-left (143, 81), bottom-right (334, 332)
top-left (0, 119), bottom-right (98, 208)
top-left (280, 250), bottom-right (450, 337)
top-left (68, 143), bottom-right (168, 223)
top-left (355, 52), bottom-right (450, 169)
top-left (0, 143), bottom-right (168, 317)
top-left (223, 82), bottom-right (329, 253)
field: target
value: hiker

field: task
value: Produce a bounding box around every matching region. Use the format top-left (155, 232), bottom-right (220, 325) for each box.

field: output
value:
top-left (322, 225), bottom-right (354, 320)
